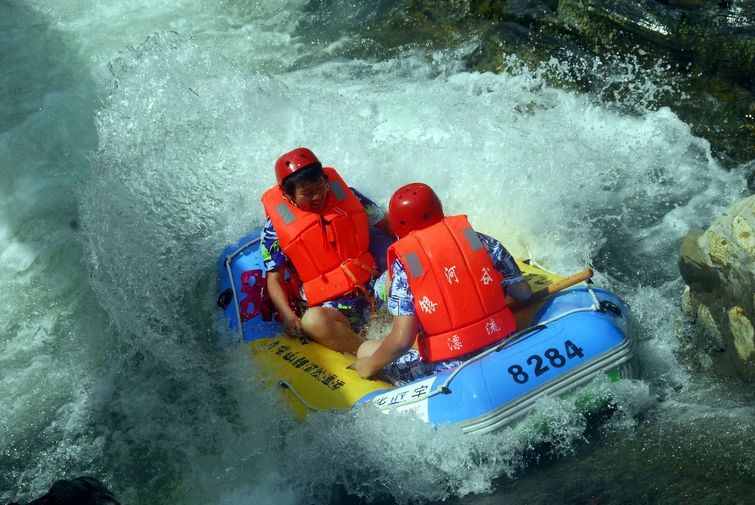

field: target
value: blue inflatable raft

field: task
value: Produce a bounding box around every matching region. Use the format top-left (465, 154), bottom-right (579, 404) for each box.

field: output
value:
top-left (217, 230), bottom-right (637, 433)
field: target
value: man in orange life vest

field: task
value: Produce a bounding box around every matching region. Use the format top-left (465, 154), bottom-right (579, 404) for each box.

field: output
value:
top-left (260, 148), bottom-right (393, 355)
top-left (354, 183), bottom-right (532, 382)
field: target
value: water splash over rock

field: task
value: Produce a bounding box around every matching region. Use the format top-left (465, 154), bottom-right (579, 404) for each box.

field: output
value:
top-left (324, 0), bottom-right (755, 167)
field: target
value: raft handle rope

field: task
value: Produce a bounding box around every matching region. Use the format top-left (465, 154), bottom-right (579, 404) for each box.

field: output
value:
top-left (372, 285), bottom-right (605, 411)
top-left (278, 380), bottom-right (361, 414)
top-left (224, 236), bottom-right (263, 341)
top-left (277, 380), bottom-right (325, 412)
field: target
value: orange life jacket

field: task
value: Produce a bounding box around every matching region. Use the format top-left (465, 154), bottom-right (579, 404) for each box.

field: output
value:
top-left (387, 215), bottom-right (517, 361)
top-left (261, 167), bottom-right (377, 306)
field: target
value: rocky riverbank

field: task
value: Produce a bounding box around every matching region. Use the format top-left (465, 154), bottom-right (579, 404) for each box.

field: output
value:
top-left (679, 194), bottom-right (755, 380)
top-left (311, 0), bottom-right (754, 170)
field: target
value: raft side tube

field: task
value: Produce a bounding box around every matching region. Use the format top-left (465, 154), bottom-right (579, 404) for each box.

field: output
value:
top-left (459, 331), bottom-right (636, 434)
top-left (355, 286), bottom-right (635, 430)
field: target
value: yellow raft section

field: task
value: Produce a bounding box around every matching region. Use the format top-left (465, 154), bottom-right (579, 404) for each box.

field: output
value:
top-left (247, 261), bottom-right (565, 418)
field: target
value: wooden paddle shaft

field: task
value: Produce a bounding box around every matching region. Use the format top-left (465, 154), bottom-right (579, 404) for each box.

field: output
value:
top-left (510, 267), bottom-right (594, 310)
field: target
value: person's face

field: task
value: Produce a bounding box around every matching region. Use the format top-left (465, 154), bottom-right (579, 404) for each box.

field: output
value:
top-left (291, 177), bottom-right (329, 212)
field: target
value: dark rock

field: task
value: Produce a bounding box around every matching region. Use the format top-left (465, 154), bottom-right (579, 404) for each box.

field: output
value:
top-left (678, 229), bottom-right (719, 292)
top-left (556, 0), bottom-right (755, 165)
top-left (7, 477), bottom-right (119, 505)
top-left (661, 0), bottom-right (708, 7)
top-left (501, 0), bottom-right (558, 24)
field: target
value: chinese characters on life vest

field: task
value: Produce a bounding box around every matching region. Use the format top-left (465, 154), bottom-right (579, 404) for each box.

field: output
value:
top-left (418, 296), bottom-right (438, 313)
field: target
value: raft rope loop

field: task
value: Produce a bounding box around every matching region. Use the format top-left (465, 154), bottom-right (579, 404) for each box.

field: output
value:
top-left (277, 380), bottom-right (326, 412)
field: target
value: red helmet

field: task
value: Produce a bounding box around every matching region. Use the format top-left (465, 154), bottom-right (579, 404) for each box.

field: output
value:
top-left (274, 147), bottom-right (321, 186)
top-left (389, 183), bottom-right (444, 238)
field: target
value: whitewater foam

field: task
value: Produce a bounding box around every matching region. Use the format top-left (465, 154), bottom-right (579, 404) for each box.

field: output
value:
top-left (2, 1), bottom-right (752, 504)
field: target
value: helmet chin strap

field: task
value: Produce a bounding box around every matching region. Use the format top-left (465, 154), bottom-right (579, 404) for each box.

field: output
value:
top-left (283, 194), bottom-right (300, 208)
top-left (280, 188), bottom-right (302, 208)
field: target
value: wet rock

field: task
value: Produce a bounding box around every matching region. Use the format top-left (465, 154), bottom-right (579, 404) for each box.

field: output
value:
top-left (729, 306), bottom-right (754, 361)
top-left (500, 0), bottom-right (558, 23)
top-left (552, 0), bottom-right (755, 166)
top-left (678, 229), bottom-right (717, 292)
top-left (663, 1), bottom-right (707, 7)
top-left (6, 477), bottom-right (119, 505)
top-left (559, 0), bottom-right (754, 71)
top-left (679, 194), bottom-right (755, 380)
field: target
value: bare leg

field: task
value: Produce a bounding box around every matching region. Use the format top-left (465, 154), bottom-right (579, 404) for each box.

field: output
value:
top-left (301, 306), bottom-right (363, 355)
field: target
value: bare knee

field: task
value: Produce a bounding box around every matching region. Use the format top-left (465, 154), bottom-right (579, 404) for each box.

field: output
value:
top-left (300, 307), bottom-right (332, 338)
top-left (300, 306), bottom-right (362, 355)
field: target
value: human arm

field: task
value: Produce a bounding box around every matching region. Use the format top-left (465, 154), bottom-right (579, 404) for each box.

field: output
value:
top-left (477, 232), bottom-right (532, 303)
top-left (351, 187), bottom-right (395, 271)
top-left (354, 315), bottom-right (418, 379)
top-left (260, 217), bottom-right (303, 337)
top-left (351, 188), bottom-right (392, 232)
top-left (374, 213), bottom-right (394, 237)
top-left (507, 279), bottom-right (532, 303)
top-left (266, 267), bottom-right (304, 338)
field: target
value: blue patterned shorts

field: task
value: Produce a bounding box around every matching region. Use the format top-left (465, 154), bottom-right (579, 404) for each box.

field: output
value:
top-left (319, 291), bottom-right (373, 332)
top-left (383, 349), bottom-right (463, 385)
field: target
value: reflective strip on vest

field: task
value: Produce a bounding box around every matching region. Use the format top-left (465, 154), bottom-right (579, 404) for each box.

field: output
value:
top-left (275, 202), bottom-right (296, 225)
top-left (462, 226), bottom-right (483, 251)
top-left (329, 180), bottom-right (347, 201)
top-left (404, 252), bottom-right (424, 278)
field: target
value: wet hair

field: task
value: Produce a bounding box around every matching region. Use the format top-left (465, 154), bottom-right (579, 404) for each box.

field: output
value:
top-left (282, 162), bottom-right (325, 197)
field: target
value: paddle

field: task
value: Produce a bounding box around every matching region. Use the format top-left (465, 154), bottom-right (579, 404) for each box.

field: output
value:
top-left (508, 267), bottom-right (594, 311)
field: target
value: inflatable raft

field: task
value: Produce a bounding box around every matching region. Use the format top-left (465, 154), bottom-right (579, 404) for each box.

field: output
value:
top-left (217, 230), bottom-right (637, 433)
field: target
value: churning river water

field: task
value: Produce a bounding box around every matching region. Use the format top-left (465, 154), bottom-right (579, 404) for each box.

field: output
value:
top-left (2, 1), bottom-right (753, 504)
